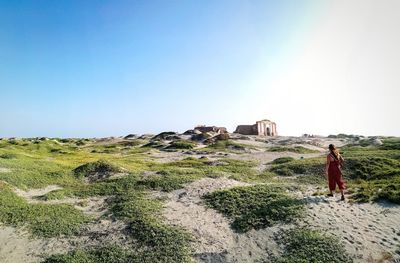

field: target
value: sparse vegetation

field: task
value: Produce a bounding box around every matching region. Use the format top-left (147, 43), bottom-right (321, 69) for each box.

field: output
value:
top-left (271, 157), bottom-right (295, 164)
top-left (270, 158), bottom-right (324, 177)
top-left (267, 146), bottom-right (319, 154)
top-left (0, 183), bottom-right (88, 237)
top-left (165, 140), bottom-right (196, 150)
top-left (203, 185), bottom-right (304, 232)
top-left (270, 228), bottom-right (353, 263)
top-left (73, 160), bottom-right (122, 181)
top-left (207, 140), bottom-right (247, 151)
top-left (43, 246), bottom-right (135, 263)
top-left (0, 135), bottom-right (398, 262)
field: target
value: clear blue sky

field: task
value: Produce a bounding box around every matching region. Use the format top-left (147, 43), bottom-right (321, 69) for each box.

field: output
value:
top-left (1, 0), bottom-right (399, 137)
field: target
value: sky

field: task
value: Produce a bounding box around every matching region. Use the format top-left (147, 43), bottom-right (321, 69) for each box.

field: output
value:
top-left (1, 0), bottom-right (399, 138)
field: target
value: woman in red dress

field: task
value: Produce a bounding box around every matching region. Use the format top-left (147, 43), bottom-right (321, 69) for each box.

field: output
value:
top-left (325, 144), bottom-right (345, 200)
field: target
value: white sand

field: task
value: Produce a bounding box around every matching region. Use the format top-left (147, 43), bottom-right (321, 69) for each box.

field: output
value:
top-left (301, 188), bottom-right (400, 262)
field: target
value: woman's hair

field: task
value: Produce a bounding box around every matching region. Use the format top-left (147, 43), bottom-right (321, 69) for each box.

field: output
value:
top-left (329, 144), bottom-right (343, 162)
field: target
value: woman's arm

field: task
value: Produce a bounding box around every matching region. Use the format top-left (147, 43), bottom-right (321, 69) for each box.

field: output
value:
top-left (325, 155), bottom-right (330, 178)
top-left (339, 154), bottom-right (344, 169)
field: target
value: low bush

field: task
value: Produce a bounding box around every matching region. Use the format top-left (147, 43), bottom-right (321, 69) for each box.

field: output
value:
top-left (43, 246), bottom-right (135, 263)
top-left (271, 157), bottom-right (295, 164)
top-left (165, 140), bottom-right (195, 150)
top-left (208, 140), bottom-right (246, 151)
top-left (0, 185), bottom-right (88, 237)
top-left (73, 160), bottom-right (122, 180)
top-left (271, 228), bottom-right (353, 263)
top-left (203, 185), bottom-right (304, 232)
top-left (0, 153), bottom-right (17, 159)
top-left (270, 158), bottom-right (324, 176)
top-left (342, 157), bottom-right (400, 180)
top-left (267, 146), bottom-right (318, 154)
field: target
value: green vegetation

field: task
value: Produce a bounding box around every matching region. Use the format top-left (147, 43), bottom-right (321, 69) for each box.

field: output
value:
top-left (43, 246), bottom-right (136, 263)
top-left (165, 140), bottom-right (196, 150)
top-left (110, 191), bottom-right (193, 262)
top-left (0, 135), bottom-right (399, 262)
top-left (267, 146), bottom-right (319, 154)
top-left (342, 157), bottom-right (400, 180)
top-left (380, 138), bottom-right (400, 150)
top-left (0, 183), bottom-right (88, 237)
top-left (271, 228), bottom-right (353, 263)
top-left (207, 140), bottom-right (246, 151)
top-left (73, 160), bottom-right (122, 181)
top-left (203, 185), bottom-right (304, 232)
top-left (271, 157), bottom-right (295, 164)
top-left (270, 158), bottom-right (324, 177)
top-left (0, 153), bottom-right (17, 159)
top-left (328, 133), bottom-right (361, 139)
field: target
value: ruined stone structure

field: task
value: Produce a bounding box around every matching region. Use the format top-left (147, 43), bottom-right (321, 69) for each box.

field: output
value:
top-left (234, 119), bottom-right (277, 136)
top-left (194, 125), bottom-right (227, 134)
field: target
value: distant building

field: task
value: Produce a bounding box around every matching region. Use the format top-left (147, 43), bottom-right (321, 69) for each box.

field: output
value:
top-left (234, 119), bottom-right (277, 136)
top-left (194, 125), bottom-right (227, 134)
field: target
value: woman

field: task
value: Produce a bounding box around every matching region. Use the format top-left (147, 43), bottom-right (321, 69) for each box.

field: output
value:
top-left (325, 144), bottom-right (345, 200)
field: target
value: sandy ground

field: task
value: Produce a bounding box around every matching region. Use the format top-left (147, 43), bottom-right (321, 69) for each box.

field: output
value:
top-left (1, 135), bottom-right (398, 262)
top-left (0, 219), bottom-right (133, 263)
top-left (161, 178), bottom-right (400, 263)
top-left (301, 188), bottom-right (400, 262)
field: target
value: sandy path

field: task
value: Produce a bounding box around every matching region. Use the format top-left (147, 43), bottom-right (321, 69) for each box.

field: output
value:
top-left (300, 189), bottom-right (400, 262)
top-left (0, 226), bottom-right (70, 263)
top-left (13, 185), bottom-right (63, 200)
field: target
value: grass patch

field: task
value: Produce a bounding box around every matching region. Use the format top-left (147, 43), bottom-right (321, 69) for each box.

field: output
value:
top-left (0, 184), bottom-right (89, 237)
top-left (203, 185), bottom-right (304, 232)
top-left (270, 228), bottom-right (353, 263)
top-left (110, 191), bottom-right (193, 262)
top-left (165, 140), bottom-right (196, 150)
top-left (207, 140), bottom-right (247, 151)
top-left (348, 177), bottom-right (400, 204)
top-left (43, 246), bottom-right (135, 263)
top-left (271, 157), bottom-right (295, 164)
top-left (270, 158), bottom-right (324, 177)
top-left (342, 157), bottom-right (400, 180)
top-left (73, 160), bottom-right (122, 181)
top-left (267, 146), bottom-right (318, 154)
top-left (0, 153), bottom-right (17, 159)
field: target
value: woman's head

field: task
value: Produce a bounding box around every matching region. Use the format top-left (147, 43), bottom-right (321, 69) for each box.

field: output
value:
top-left (328, 144), bottom-right (336, 151)
top-left (328, 144), bottom-right (341, 160)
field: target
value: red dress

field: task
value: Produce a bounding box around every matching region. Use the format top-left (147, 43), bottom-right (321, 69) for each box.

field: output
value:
top-left (328, 154), bottom-right (345, 191)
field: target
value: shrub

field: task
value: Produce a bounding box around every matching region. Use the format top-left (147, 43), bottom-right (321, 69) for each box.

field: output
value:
top-left (0, 185), bottom-right (88, 237)
top-left (0, 153), bottom-right (17, 159)
top-left (151, 132), bottom-right (177, 141)
top-left (165, 140), bottom-right (195, 150)
top-left (271, 157), bottom-right (295, 164)
top-left (267, 146), bottom-right (318, 154)
top-left (271, 228), bottom-right (353, 263)
top-left (342, 157), bottom-right (400, 180)
top-left (208, 140), bottom-right (246, 151)
top-left (203, 185), bottom-right (304, 232)
top-left (270, 158), bottom-right (324, 176)
top-left (73, 160), bottom-right (122, 181)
